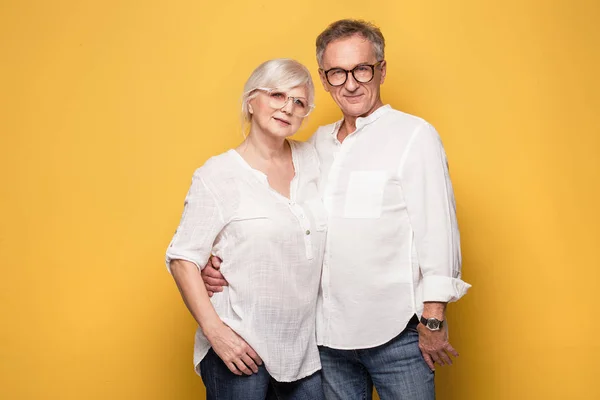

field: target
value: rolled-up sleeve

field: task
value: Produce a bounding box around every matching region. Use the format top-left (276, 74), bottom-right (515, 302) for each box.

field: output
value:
top-left (165, 169), bottom-right (225, 273)
top-left (398, 122), bottom-right (471, 302)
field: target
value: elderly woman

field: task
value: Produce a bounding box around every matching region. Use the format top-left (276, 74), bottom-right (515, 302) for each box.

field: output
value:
top-left (165, 59), bottom-right (326, 400)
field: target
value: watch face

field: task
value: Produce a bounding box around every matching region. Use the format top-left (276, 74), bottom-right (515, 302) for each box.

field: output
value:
top-left (427, 319), bottom-right (440, 330)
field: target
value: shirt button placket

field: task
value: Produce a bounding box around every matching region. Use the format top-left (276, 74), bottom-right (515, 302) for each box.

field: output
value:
top-left (290, 202), bottom-right (313, 260)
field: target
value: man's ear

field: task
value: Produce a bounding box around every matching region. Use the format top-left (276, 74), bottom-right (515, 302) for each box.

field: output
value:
top-left (318, 69), bottom-right (331, 93)
top-left (379, 60), bottom-right (387, 85)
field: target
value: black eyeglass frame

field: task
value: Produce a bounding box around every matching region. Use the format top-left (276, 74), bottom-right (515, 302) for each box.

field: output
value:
top-left (320, 61), bottom-right (384, 87)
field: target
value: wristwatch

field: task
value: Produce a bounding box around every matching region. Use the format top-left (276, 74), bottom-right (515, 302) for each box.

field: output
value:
top-left (420, 316), bottom-right (444, 331)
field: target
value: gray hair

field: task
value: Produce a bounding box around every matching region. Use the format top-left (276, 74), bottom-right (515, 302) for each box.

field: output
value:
top-left (241, 59), bottom-right (315, 125)
top-left (316, 19), bottom-right (385, 68)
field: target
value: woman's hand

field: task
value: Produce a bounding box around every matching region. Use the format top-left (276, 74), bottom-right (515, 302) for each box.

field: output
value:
top-left (206, 322), bottom-right (263, 376)
top-left (169, 259), bottom-right (261, 375)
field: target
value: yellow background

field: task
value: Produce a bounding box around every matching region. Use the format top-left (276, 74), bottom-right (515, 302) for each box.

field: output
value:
top-left (1, 1), bottom-right (599, 399)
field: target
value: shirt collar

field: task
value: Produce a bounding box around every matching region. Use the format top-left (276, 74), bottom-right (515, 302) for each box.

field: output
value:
top-left (329, 104), bottom-right (392, 137)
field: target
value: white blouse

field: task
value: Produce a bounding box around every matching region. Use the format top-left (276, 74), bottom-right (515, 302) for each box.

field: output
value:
top-left (165, 140), bottom-right (326, 382)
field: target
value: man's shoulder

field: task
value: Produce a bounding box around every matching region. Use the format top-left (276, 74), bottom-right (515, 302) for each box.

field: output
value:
top-left (382, 108), bottom-right (445, 151)
top-left (308, 120), bottom-right (339, 144)
top-left (315, 119), bottom-right (340, 132)
top-left (382, 107), bottom-right (431, 131)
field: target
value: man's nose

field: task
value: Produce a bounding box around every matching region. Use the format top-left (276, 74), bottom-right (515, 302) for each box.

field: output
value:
top-left (344, 72), bottom-right (359, 91)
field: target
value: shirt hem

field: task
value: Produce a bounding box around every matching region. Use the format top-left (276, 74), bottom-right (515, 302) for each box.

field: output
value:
top-left (269, 365), bottom-right (322, 383)
top-left (194, 348), bottom-right (322, 383)
top-left (317, 320), bottom-right (412, 350)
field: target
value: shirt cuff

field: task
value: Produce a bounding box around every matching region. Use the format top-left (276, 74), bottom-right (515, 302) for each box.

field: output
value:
top-left (165, 252), bottom-right (203, 274)
top-left (422, 275), bottom-right (472, 303)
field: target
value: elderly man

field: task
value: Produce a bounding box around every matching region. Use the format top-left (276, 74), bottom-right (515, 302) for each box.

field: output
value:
top-left (203, 19), bottom-right (471, 400)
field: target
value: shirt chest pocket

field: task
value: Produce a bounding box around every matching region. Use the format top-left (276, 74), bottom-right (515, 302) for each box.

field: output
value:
top-left (231, 203), bottom-right (270, 222)
top-left (229, 204), bottom-right (275, 239)
top-left (343, 170), bottom-right (388, 219)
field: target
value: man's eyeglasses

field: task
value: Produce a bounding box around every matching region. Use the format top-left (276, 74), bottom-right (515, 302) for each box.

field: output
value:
top-left (321, 61), bottom-right (384, 87)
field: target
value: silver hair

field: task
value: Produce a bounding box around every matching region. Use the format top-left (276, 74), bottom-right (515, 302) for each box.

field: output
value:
top-left (241, 58), bottom-right (315, 127)
top-left (315, 19), bottom-right (385, 68)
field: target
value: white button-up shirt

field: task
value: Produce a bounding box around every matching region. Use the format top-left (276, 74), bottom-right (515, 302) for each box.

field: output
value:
top-left (309, 105), bottom-right (471, 349)
top-left (165, 140), bottom-right (327, 382)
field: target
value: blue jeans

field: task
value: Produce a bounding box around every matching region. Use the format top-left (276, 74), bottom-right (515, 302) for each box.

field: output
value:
top-left (318, 316), bottom-right (435, 400)
top-left (200, 348), bottom-right (325, 400)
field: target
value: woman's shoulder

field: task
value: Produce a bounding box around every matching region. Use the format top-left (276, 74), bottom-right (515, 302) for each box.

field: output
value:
top-left (289, 139), bottom-right (320, 173)
top-left (289, 139), bottom-right (317, 158)
top-left (193, 150), bottom-right (238, 181)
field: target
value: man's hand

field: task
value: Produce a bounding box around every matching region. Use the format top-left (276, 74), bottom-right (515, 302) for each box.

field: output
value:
top-left (202, 255), bottom-right (228, 297)
top-left (206, 321), bottom-right (262, 375)
top-left (417, 322), bottom-right (459, 371)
